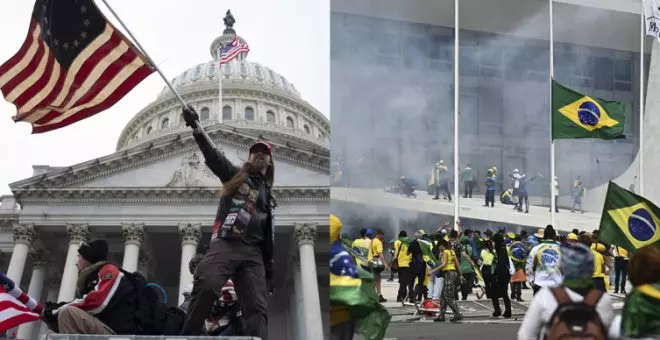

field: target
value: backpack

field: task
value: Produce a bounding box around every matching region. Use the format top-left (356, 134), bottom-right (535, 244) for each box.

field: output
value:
top-left (121, 270), bottom-right (186, 335)
top-left (545, 288), bottom-right (607, 340)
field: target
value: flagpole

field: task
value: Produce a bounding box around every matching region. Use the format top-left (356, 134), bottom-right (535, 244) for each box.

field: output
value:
top-left (639, 2), bottom-right (645, 196)
top-left (453, 0), bottom-right (461, 231)
top-left (549, 0), bottom-right (557, 227)
top-left (219, 55), bottom-right (224, 124)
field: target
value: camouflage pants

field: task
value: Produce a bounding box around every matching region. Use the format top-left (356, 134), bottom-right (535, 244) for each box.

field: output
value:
top-left (439, 270), bottom-right (461, 319)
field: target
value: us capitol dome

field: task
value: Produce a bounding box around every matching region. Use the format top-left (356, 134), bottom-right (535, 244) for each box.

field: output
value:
top-left (115, 24), bottom-right (329, 152)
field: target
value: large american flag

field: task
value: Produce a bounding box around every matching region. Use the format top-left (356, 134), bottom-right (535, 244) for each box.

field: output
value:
top-left (0, 274), bottom-right (42, 333)
top-left (219, 35), bottom-right (250, 65)
top-left (0, 0), bottom-right (154, 133)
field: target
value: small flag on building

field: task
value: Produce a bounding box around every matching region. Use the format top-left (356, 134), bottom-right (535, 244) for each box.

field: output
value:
top-left (598, 181), bottom-right (660, 253)
top-left (643, 0), bottom-right (660, 39)
top-left (219, 35), bottom-right (250, 65)
top-left (551, 80), bottom-right (625, 140)
top-left (0, 274), bottom-right (42, 332)
top-left (0, 0), bottom-right (154, 133)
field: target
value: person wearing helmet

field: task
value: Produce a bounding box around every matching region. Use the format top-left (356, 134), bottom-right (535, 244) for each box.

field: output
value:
top-left (181, 107), bottom-right (276, 339)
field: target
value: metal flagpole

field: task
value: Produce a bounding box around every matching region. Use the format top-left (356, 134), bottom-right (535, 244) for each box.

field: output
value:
top-left (219, 53), bottom-right (224, 124)
top-left (549, 0), bottom-right (556, 227)
top-left (639, 3), bottom-right (645, 196)
top-left (454, 0), bottom-right (461, 231)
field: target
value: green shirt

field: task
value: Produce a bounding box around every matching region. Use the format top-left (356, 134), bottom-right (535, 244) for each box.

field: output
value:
top-left (621, 284), bottom-right (660, 338)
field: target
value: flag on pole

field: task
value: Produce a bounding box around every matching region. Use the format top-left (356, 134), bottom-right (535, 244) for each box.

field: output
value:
top-left (0, 274), bottom-right (42, 332)
top-left (219, 35), bottom-right (249, 65)
top-left (0, 0), bottom-right (154, 133)
top-left (551, 80), bottom-right (626, 140)
top-left (643, 0), bottom-right (660, 39)
top-left (597, 181), bottom-right (660, 253)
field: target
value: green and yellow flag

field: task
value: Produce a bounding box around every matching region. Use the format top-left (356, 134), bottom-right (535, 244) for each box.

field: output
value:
top-left (552, 80), bottom-right (625, 140)
top-left (598, 182), bottom-right (660, 253)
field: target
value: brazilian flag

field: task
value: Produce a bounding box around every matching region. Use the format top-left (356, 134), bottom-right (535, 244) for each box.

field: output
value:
top-left (598, 181), bottom-right (660, 253)
top-left (551, 80), bottom-right (625, 140)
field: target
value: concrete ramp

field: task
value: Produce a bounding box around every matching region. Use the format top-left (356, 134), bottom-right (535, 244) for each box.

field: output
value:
top-left (331, 187), bottom-right (601, 232)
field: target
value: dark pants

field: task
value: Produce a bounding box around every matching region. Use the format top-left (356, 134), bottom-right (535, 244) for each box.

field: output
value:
top-left (593, 277), bottom-right (606, 292)
top-left (510, 282), bottom-right (522, 300)
top-left (517, 194), bottom-right (529, 212)
top-left (412, 264), bottom-right (426, 301)
top-left (330, 322), bottom-right (355, 340)
top-left (532, 284), bottom-right (541, 295)
top-left (461, 272), bottom-right (475, 300)
top-left (549, 196), bottom-right (559, 212)
top-left (481, 265), bottom-right (493, 299)
top-left (180, 239), bottom-right (268, 339)
top-left (485, 189), bottom-right (495, 207)
top-left (435, 181), bottom-right (451, 201)
top-left (397, 267), bottom-right (414, 301)
top-left (614, 258), bottom-right (629, 293)
top-left (464, 181), bottom-right (473, 198)
top-left (491, 273), bottom-right (511, 316)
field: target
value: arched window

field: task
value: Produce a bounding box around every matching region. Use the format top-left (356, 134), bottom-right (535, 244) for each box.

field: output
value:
top-left (286, 116), bottom-right (294, 129)
top-left (161, 118), bottom-right (169, 129)
top-left (245, 106), bottom-right (255, 121)
top-left (146, 126), bottom-right (153, 135)
top-left (200, 107), bottom-right (210, 120)
top-left (304, 124), bottom-right (311, 134)
top-left (266, 110), bottom-right (275, 123)
top-left (222, 105), bottom-right (232, 120)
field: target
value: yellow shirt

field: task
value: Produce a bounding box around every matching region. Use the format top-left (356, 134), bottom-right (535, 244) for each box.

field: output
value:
top-left (616, 246), bottom-right (629, 259)
top-left (442, 249), bottom-right (457, 271)
top-left (592, 249), bottom-right (605, 278)
top-left (353, 238), bottom-right (370, 267)
top-left (394, 240), bottom-right (411, 268)
top-left (369, 238), bottom-right (383, 261)
top-left (480, 249), bottom-right (495, 266)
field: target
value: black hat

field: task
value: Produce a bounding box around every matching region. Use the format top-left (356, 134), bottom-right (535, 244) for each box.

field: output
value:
top-left (78, 240), bottom-right (109, 263)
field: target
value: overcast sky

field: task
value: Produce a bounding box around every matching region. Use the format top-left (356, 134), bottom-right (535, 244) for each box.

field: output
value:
top-left (0, 0), bottom-right (329, 195)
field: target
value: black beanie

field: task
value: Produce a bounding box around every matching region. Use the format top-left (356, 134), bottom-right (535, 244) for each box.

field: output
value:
top-left (78, 240), bottom-right (109, 263)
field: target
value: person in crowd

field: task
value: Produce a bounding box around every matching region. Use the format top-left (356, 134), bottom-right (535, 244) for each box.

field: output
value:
top-left (480, 239), bottom-right (495, 299)
top-left (393, 231), bottom-right (413, 303)
top-left (461, 164), bottom-right (475, 198)
top-left (448, 230), bottom-right (476, 300)
top-left (387, 240), bottom-right (396, 282)
top-left (509, 235), bottom-right (528, 302)
top-left (577, 235), bottom-right (607, 292)
top-left (368, 229), bottom-right (389, 302)
top-left (549, 176), bottom-right (559, 213)
top-left (459, 234), bottom-right (477, 300)
top-left (428, 238), bottom-right (463, 322)
top-left (352, 229), bottom-right (371, 271)
top-left (399, 176), bottom-right (417, 198)
top-left (509, 169), bottom-right (525, 210)
top-left (571, 176), bottom-right (585, 213)
top-left (180, 107), bottom-right (275, 339)
top-left (485, 169), bottom-right (497, 207)
top-left (45, 240), bottom-right (138, 335)
top-left (426, 233), bottom-right (445, 305)
top-left (433, 160), bottom-right (451, 202)
top-left (500, 188), bottom-right (517, 206)
top-left (517, 242), bottom-right (615, 340)
top-left (491, 233), bottom-right (513, 318)
top-left (408, 230), bottom-right (428, 303)
top-left (566, 233), bottom-right (578, 243)
top-left (526, 226), bottom-right (562, 295)
top-left (612, 244), bottom-right (629, 295)
top-left (610, 245), bottom-right (660, 338)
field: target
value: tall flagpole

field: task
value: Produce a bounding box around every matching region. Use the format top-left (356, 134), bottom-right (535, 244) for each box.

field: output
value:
top-left (549, 0), bottom-right (556, 227)
top-left (454, 0), bottom-right (461, 231)
top-left (219, 55), bottom-right (224, 124)
top-left (639, 2), bottom-right (645, 196)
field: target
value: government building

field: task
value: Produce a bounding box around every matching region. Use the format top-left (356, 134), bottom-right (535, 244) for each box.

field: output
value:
top-left (0, 22), bottom-right (330, 340)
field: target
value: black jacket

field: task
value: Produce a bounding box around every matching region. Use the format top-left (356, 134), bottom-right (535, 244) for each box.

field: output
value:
top-left (193, 132), bottom-right (275, 279)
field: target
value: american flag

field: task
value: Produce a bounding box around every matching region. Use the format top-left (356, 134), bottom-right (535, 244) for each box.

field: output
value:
top-left (0, 274), bottom-right (42, 333)
top-left (219, 35), bottom-right (250, 65)
top-left (0, 0), bottom-right (154, 133)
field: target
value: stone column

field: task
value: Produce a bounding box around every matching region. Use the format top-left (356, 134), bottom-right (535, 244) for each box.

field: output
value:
top-left (121, 223), bottom-right (144, 273)
top-left (291, 254), bottom-right (306, 340)
top-left (39, 278), bottom-right (60, 336)
top-left (58, 224), bottom-right (88, 302)
top-left (17, 252), bottom-right (46, 340)
top-left (294, 223), bottom-right (323, 340)
top-left (6, 223), bottom-right (36, 286)
top-left (178, 223), bottom-right (201, 305)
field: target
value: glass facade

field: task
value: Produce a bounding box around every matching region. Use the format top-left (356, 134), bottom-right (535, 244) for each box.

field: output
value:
top-left (331, 12), bottom-right (649, 196)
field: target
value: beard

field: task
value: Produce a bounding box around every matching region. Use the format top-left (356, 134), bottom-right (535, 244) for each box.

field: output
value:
top-left (248, 157), bottom-right (267, 173)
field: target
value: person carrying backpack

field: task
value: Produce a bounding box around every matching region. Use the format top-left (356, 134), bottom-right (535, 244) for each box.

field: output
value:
top-left (517, 243), bottom-right (615, 340)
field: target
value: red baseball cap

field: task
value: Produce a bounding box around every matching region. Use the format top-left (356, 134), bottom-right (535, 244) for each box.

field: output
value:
top-left (250, 140), bottom-right (272, 155)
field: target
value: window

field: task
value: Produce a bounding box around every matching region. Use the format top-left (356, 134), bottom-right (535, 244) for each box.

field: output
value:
top-left (430, 35), bottom-right (452, 61)
top-left (146, 126), bottom-right (152, 135)
top-left (245, 106), bottom-right (255, 121)
top-left (200, 107), bottom-right (210, 120)
top-left (286, 116), bottom-right (294, 129)
top-left (222, 105), bottom-right (232, 120)
top-left (594, 57), bottom-right (613, 91)
top-left (266, 110), bottom-right (275, 123)
top-left (161, 118), bottom-right (169, 129)
top-left (304, 124), bottom-right (311, 134)
top-left (614, 59), bottom-right (632, 82)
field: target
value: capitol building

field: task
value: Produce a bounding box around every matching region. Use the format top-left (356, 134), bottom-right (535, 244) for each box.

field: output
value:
top-left (0, 21), bottom-right (330, 340)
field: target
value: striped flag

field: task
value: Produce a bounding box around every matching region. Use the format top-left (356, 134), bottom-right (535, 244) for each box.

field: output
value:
top-left (0, 0), bottom-right (154, 133)
top-left (219, 35), bottom-right (250, 65)
top-left (0, 274), bottom-right (42, 332)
